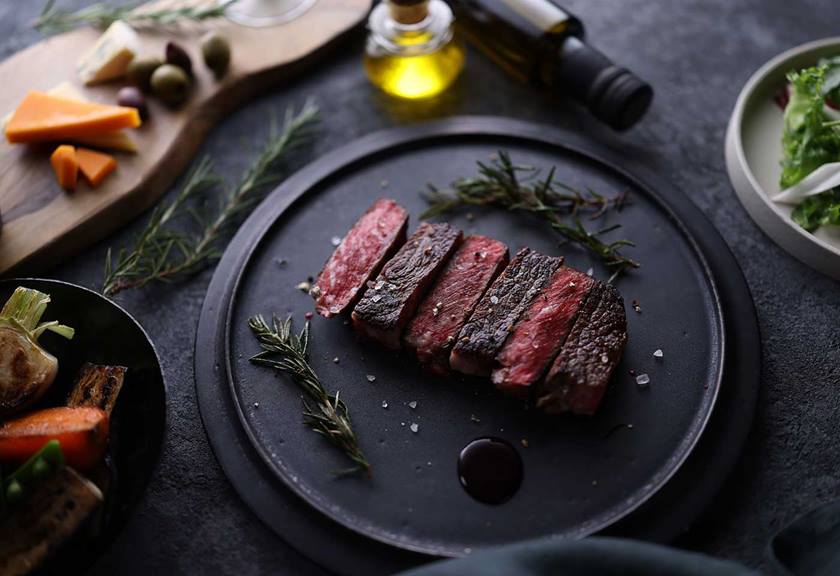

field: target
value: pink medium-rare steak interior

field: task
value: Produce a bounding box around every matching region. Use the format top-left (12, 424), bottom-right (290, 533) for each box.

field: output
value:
top-left (450, 248), bottom-right (564, 377)
top-left (404, 236), bottom-right (509, 374)
top-left (536, 282), bottom-right (628, 415)
top-left (352, 222), bottom-right (462, 349)
top-left (314, 198), bottom-right (409, 318)
top-left (492, 267), bottom-right (595, 397)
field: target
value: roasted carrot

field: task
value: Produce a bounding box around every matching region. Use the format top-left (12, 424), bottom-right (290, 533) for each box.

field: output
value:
top-left (0, 406), bottom-right (108, 471)
top-left (49, 144), bottom-right (77, 191)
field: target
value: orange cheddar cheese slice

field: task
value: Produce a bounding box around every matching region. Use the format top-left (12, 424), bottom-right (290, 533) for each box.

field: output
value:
top-left (76, 147), bottom-right (117, 188)
top-left (50, 145), bottom-right (78, 191)
top-left (5, 91), bottom-right (141, 144)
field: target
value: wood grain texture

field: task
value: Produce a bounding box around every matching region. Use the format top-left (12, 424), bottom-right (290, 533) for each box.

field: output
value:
top-left (0, 0), bottom-right (371, 275)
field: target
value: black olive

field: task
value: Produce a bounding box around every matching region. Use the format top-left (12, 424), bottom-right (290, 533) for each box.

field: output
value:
top-left (117, 86), bottom-right (149, 120)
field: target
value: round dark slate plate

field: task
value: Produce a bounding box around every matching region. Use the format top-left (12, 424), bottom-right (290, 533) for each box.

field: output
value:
top-left (195, 117), bottom-right (759, 573)
top-left (0, 279), bottom-right (166, 573)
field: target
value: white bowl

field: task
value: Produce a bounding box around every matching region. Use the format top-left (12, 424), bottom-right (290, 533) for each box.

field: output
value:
top-left (725, 37), bottom-right (840, 280)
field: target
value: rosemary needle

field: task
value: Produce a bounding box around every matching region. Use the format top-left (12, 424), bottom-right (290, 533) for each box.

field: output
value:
top-left (102, 100), bottom-right (319, 297)
top-left (422, 151), bottom-right (639, 282)
top-left (35, 0), bottom-right (238, 35)
top-left (248, 314), bottom-right (369, 475)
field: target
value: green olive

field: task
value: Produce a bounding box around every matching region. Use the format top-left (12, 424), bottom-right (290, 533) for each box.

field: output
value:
top-left (150, 64), bottom-right (191, 107)
top-left (200, 31), bottom-right (231, 78)
top-left (126, 56), bottom-right (163, 92)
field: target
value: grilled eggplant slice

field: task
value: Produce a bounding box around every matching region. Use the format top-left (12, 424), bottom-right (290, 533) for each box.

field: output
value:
top-left (0, 467), bottom-right (102, 576)
top-left (67, 363), bottom-right (127, 417)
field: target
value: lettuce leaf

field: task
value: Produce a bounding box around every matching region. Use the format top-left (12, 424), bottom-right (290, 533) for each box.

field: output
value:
top-left (780, 65), bottom-right (840, 189)
top-left (792, 188), bottom-right (840, 231)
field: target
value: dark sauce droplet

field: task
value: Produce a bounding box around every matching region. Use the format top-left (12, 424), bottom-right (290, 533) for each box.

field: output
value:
top-left (458, 437), bottom-right (522, 505)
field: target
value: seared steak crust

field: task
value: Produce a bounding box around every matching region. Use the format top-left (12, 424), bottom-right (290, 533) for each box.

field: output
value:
top-left (352, 222), bottom-right (462, 349)
top-left (314, 198), bottom-right (409, 318)
top-left (492, 267), bottom-right (595, 397)
top-left (536, 282), bottom-right (628, 415)
top-left (450, 248), bottom-right (563, 376)
top-left (404, 236), bottom-right (509, 374)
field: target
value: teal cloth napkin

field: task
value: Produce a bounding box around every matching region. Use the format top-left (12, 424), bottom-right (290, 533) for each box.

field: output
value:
top-left (398, 537), bottom-right (757, 576)
top-left (772, 499), bottom-right (840, 576)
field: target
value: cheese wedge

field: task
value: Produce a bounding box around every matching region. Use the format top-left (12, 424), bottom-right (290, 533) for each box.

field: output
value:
top-left (1, 84), bottom-right (138, 152)
top-left (77, 21), bottom-right (140, 85)
top-left (5, 91), bottom-right (141, 144)
top-left (76, 148), bottom-right (117, 188)
top-left (50, 145), bottom-right (78, 191)
top-left (48, 83), bottom-right (138, 153)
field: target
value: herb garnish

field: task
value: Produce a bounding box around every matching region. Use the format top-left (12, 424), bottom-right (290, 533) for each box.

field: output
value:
top-left (103, 100), bottom-right (319, 296)
top-left (781, 58), bottom-right (840, 232)
top-left (248, 314), bottom-right (369, 475)
top-left (422, 151), bottom-right (637, 282)
top-left (35, 0), bottom-right (237, 35)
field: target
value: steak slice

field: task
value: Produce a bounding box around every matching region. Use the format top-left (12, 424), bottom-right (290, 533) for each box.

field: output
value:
top-left (536, 282), bottom-right (628, 416)
top-left (314, 198), bottom-right (409, 318)
top-left (404, 236), bottom-right (509, 374)
top-left (352, 222), bottom-right (462, 349)
top-left (492, 267), bottom-right (595, 397)
top-left (450, 248), bottom-right (564, 377)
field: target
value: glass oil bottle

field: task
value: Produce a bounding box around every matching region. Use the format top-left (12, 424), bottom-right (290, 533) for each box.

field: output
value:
top-left (364, 0), bottom-right (465, 100)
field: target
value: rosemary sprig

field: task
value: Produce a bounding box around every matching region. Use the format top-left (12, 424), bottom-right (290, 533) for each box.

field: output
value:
top-left (422, 151), bottom-right (639, 282)
top-left (248, 314), bottom-right (369, 475)
top-left (103, 100), bottom-right (319, 296)
top-left (35, 0), bottom-right (237, 35)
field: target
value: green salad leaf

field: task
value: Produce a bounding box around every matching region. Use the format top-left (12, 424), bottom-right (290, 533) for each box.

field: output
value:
top-left (792, 189), bottom-right (840, 232)
top-left (819, 55), bottom-right (840, 104)
top-left (780, 60), bottom-right (840, 233)
top-left (780, 65), bottom-right (840, 188)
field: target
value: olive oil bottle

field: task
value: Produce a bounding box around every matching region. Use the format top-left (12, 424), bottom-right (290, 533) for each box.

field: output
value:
top-left (448, 0), bottom-right (653, 129)
top-left (364, 0), bottom-right (465, 100)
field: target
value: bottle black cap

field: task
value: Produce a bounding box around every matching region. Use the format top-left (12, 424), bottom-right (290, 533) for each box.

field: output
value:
top-left (546, 37), bottom-right (653, 130)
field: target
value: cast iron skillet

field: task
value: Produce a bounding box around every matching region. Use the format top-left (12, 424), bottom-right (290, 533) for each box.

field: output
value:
top-left (0, 279), bottom-right (166, 574)
top-left (195, 117), bottom-right (760, 574)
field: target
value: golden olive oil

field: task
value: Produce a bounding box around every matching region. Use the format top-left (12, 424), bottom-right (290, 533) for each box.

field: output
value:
top-left (364, 0), bottom-right (465, 100)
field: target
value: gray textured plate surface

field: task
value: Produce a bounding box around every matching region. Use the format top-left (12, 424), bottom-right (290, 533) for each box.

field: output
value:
top-left (197, 118), bottom-right (724, 558)
top-left (726, 37), bottom-right (840, 280)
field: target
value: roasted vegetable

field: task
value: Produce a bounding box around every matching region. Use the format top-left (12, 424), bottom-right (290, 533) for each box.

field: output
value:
top-left (0, 288), bottom-right (74, 416)
top-left (0, 407), bottom-right (108, 472)
top-left (67, 363), bottom-right (126, 416)
top-left (1, 440), bottom-right (64, 512)
top-left (0, 467), bottom-right (102, 576)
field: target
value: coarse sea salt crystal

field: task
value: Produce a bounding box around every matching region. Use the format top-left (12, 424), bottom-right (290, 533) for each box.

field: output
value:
top-left (410, 423), bottom-right (419, 433)
top-left (330, 236), bottom-right (342, 246)
top-left (408, 401), bottom-right (418, 409)
top-left (382, 400), bottom-right (388, 409)
top-left (653, 349), bottom-right (664, 359)
top-left (366, 374), bottom-right (376, 382)
top-left (636, 373), bottom-right (650, 387)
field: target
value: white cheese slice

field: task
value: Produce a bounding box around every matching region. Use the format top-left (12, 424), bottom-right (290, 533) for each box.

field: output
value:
top-left (76, 21), bottom-right (140, 86)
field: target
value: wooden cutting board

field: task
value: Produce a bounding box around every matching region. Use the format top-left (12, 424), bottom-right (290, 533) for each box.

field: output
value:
top-left (0, 0), bottom-right (370, 275)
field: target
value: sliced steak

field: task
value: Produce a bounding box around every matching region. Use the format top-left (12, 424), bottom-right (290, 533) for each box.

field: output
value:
top-left (314, 198), bottom-right (409, 318)
top-left (352, 222), bottom-right (462, 349)
top-left (404, 236), bottom-right (509, 374)
top-left (536, 282), bottom-right (628, 416)
top-left (450, 248), bottom-right (563, 377)
top-left (492, 267), bottom-right (595, 397)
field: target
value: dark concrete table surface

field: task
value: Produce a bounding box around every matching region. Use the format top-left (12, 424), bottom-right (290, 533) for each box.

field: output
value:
top-left (2, 0), bottom-right (838, 573)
